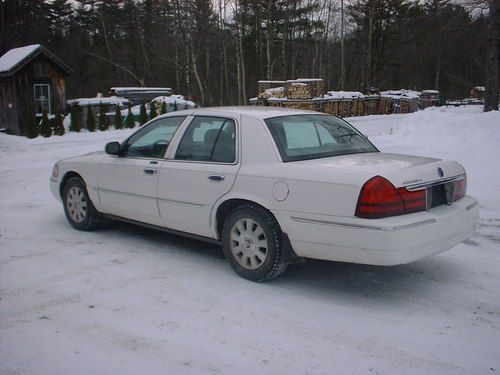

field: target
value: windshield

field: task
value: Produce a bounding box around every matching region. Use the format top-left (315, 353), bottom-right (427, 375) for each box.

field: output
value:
top-left (264, 114), bottom-right (378, 162)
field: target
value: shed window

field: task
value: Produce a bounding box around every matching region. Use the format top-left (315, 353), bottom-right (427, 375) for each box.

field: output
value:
top-left (34, 84), bottom-right (51, 115)
top-left (33, 63), bottom-right (48, 77)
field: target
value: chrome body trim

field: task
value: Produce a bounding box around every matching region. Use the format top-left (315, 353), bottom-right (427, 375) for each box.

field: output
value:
top-left (98, 188), bottom-right (205, 207)
top-left (157, 197), bottom-right (205, 207)
top-left (405, 175), bottom-right (464, 191)
top-left (290, 216), bottom-right (436, 231)
top-left (98, 187), bottom-right (156, 200)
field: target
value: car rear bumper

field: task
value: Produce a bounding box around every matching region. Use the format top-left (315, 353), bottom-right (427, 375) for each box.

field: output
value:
top-left (274, 195), bottom-right (479, 265)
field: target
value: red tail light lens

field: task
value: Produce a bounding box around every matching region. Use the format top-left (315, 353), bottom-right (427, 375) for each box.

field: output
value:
top-left (398, 187), bottom-right (427, 213)
top-left (355, 176), bottom-right (405, 218)
top-left (453, 176), bottom-right (467, 201)
top-left (355, 176), bottom-right (427, 219)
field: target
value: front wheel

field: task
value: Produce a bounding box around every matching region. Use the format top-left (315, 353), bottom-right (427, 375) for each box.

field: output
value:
top-left (222, 204), bottom-right (288, 281)
top-left (62, 177), bottom-right (102, 231)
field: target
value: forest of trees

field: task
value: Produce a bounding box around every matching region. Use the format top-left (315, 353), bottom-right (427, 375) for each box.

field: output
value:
top-left (1, 0), bottom-right (497, 108)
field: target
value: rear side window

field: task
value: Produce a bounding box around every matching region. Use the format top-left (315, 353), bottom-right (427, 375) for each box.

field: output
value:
top-left (175, 116), bottom-right (236, 163)
top-left (265, 114), bottom-right (378, 162)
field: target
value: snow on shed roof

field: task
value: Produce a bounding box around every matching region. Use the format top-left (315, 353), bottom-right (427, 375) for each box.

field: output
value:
top-left (0, 44), bottom-right (72, 77)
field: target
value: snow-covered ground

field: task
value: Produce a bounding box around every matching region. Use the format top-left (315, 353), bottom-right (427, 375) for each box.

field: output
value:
top-left (1, 106), bottom-right (499, 375)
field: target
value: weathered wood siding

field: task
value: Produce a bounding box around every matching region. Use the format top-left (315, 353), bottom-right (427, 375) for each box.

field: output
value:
top-left (0, 55), bottom-right (68, 135)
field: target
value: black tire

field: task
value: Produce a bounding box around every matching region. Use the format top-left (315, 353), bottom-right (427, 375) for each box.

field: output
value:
top-left (62, 177), bottom-right (102, 231)
top-left (222, 203), bottom-right (288, 281)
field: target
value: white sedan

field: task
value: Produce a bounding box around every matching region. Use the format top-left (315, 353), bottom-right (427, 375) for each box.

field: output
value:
top-left (50, 107), bottom-right (479, 281)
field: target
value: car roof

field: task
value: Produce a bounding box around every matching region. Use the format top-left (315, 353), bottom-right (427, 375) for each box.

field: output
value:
top-left (157, 106), bottom-right (326, 121)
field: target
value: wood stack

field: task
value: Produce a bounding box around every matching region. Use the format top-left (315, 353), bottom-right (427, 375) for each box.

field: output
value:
top-left (282, 100), bottom-right (315, 111)
top-left (339, 100), bottom-right (352, 118)
top-left (287, 83), bottom-right (312, 99)
top-left (378, 97), bottom-right (392, 114)
top-left (320, 100), bottom-right (340, 116)
top-left (364, 96), bottom-right (379, 115)
top-left (352, 99), bottom-right (364, 116)
top-left (400, 99), bottom-right (410, 114)
top-left (285, 79), bottom-right (324, 99)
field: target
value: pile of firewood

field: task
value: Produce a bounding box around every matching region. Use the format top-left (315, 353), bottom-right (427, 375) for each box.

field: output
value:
top-left (287, 83), bottom-right (312, 99)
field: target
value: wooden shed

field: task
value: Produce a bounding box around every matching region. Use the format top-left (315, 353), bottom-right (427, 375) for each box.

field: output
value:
top-left (0, 44), bottom-right (72, 135)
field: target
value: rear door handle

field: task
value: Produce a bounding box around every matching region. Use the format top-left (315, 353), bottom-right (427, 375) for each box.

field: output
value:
top-left (143, 169), bottom-right (158, 175)
top-left (208, 174), bottom-right (225, 181)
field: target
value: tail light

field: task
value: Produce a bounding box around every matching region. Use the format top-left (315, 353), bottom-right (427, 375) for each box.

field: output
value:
top-left (453, 176), bottom-right (467, 201)
top-left (355, 176), bottom-right (426, 219)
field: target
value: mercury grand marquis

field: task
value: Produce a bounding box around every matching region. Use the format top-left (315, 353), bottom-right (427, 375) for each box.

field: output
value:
top-left (50, 107), bottom-right (479, 281)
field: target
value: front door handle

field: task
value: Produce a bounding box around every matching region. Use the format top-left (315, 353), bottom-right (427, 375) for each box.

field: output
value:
top-left (208, 174), bottom-right (225, 181)
top-left (143, 169), bottom-right (158, 175)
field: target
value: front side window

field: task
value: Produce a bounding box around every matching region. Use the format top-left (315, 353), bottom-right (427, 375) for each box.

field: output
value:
top-left (34, 84), bottom-right (51, 115)
top-left (175, 116), bottom-right (236, 163)
top-left (264, 114), bottom-right (378, 162)
top-left (125, 116), bottom-right (185, 158)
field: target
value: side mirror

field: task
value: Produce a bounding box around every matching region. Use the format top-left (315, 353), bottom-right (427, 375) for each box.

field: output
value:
top-left (105, 141), bottom-right (121, 156)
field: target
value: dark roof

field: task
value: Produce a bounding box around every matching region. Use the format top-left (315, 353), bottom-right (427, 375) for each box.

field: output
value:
top-left (0, 44), bottom-right (72, 77)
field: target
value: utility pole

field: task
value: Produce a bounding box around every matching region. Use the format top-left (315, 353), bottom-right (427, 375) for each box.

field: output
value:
top-left (340, 0), bottom-right (345, 89)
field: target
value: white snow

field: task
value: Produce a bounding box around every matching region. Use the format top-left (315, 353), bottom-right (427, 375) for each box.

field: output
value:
top-left (67, 96), bottom-right (129, 107)
top-left (1, 106), bottom-right (499, 374)
top-left (381, 89), bottom-right (421, 99)
top-left (151, 95), bottom-right (196, 109)
top-left (0, 44), bottom-right (40, 73)
top-left (324, 90), bottom-right (365, 99)
top-left (111, 87), bottom-right (173, 92)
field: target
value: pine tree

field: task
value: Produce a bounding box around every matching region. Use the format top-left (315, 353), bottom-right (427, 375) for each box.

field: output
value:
top-left (139, 103), bottom-right (148, 125)
top-left (86, 105), bottom-right (96, 132)
top-left (25, 112), bottom-right (38, 139)
top-left (70, 103), bottom-right (81, 132)
top-left (114, 105), bottom-right (123, 129)
top-left (98, 102), bottom-right (110, 131)
top-left (160, 101), bottom-right (167, 114)
top-left (125, 102), bottom-right (135, 128)
top-left (149, 101), bottom-right (158, 119)
top-left (40, 109), bottom-right (52, 137)
top-left (54, 110), bottom-right (65, 136)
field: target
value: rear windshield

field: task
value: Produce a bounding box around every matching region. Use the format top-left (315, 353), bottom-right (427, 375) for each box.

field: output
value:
top-left (264, 114), bottom-right (378, 162)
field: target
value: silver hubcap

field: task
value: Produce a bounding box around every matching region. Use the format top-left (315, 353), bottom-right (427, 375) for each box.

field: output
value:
top-left (66, 186), bottom-right (88, 223)
top-left (229, 218), bottom-right (268, 270)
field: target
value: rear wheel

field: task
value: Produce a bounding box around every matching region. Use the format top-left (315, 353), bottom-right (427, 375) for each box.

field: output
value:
top-left (62, 177), bottom-right (102, 231)
top-left (222, 204), bottom-right (287, 281)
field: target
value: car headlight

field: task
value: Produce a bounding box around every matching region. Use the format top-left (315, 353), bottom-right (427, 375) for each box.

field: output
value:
top-left (51, 164), bottom-right (59, 179)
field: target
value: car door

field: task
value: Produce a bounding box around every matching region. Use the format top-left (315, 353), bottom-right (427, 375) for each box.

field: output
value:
top-left (98, 116), bottom-right (186, 225)
top-left (158, 115), bottom-right (240, 238)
